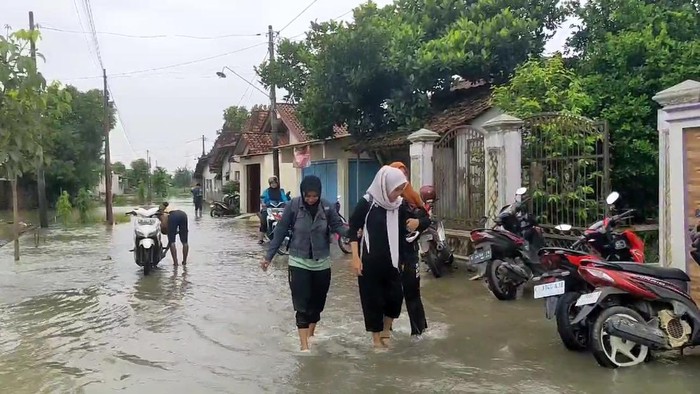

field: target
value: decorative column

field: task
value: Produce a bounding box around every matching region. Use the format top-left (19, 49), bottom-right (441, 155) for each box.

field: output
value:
top-left (482, 114), bottom-right (523, 221)
top-left (652, 80), bottom-right (700, 277)
top-left (407, 128), bottom-right (441, 190)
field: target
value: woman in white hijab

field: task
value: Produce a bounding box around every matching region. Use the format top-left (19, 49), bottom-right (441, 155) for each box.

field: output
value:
top-left (347, 166), bottom-right (431, 348)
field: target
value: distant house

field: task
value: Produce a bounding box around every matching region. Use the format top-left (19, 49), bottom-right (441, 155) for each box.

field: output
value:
top-left (96, 172), bottom-right (124, 196)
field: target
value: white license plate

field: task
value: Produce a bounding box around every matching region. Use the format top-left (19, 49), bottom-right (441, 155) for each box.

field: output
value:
top-left (137, 218), bottom-right (157, 225)
top-left (575, 291), bottom-right (602, 306)
top-left (470, 248), bottom-right (492, 264)
top-left (533, 280), bottom-right (565, 299)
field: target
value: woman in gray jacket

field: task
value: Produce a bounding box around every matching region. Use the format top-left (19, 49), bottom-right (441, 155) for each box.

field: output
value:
top-left (261, 175), bottom-right (347, 352)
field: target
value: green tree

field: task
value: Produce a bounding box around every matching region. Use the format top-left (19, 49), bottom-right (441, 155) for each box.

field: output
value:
top-left (55, 191), bottom-right (72, 224)
top-left (43, 86), bottom-right (115, 202)
top-left (152, 166), bottom-right (170, 197)
top-left (112, 161), bottom-right (126, 175)
top-left (172, 167), bottom-right (192, 188)
top-left (222, 105), bottom-right (249, 132)
top-left (568, 0), bottom-right (700, 215)
top-left (0, 29), bottom-right (50, 260)
top-left (257, 0), bottom-right (564, 138)
top-left (128, 158), bottom-right (150, 187)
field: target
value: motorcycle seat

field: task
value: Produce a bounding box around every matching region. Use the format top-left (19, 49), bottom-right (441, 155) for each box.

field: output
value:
top-left (598, 261), bottom-right (690, 282)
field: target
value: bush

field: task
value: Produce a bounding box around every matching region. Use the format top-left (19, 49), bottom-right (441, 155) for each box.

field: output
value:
top-left (222, 181), bottom-right (240, 195)
top-left (56, 191), bottom-right (73, 224)
top-left (75, 188), bottom-right (93, 223)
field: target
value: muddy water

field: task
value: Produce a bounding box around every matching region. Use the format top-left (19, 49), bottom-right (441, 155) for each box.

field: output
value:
top-left (1, 200), bottom-right (699, 393)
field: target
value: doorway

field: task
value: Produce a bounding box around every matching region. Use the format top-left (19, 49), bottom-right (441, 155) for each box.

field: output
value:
top-left (246, 163), bottom-right (261, 213)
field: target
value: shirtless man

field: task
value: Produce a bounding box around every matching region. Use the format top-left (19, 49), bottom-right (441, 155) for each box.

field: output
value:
top-left (159, 202), bottom-right (189, 266)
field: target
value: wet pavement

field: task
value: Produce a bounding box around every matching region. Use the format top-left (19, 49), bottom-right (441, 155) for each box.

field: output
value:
top-left (1, 199), bottom-right (700, 393)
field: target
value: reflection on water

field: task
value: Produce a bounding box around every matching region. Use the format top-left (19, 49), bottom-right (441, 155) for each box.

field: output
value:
top-left (1, 199), bottom-right (700, 393)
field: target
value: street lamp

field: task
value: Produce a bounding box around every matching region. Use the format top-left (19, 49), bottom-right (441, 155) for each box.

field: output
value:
top-left (216, 66), bottom-right (269, 98)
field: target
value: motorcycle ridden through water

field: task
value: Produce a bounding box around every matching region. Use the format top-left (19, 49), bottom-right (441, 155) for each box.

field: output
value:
top-left (561, 209), bottom-right (700, 369)
top-left (210, 192), bottom-right (241, 217)
top-left (416, 186), bottom-right (454, 278)
top-left (263, 201), bottom-right (290, 255)
top-left (126, 207), bottom-right (168, 275)
top-left (467, 187), bottom-right (545, 300)
top-left (531, 191), bottom-right (646, 351)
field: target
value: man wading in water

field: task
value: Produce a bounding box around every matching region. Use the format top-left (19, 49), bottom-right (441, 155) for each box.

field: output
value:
top-left (159, 202), bottom-right (189, 266)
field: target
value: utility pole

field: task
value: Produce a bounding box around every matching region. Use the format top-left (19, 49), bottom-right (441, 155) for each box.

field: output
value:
top-left (147, 149), bottom-right (152, 203)
top-left (268, 24), bottom-right (280, 180)
top-left (201, 134), bottom-right (206, 156)
top-left (30, 11), bottom-right (48, 228)
top-left (103, 68), bottom-right (114, 224)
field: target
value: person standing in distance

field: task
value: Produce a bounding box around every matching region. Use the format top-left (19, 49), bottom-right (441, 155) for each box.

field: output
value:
top-left (260, 176), bottom-right (347, 352)
top-left (191, 183), bottom-right (204, 218)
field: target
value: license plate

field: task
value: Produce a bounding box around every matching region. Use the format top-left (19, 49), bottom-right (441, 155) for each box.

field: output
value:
top-left (575, 291), bottom-right (602, 306)
top-left (470, 248), bottom-right (492, 264)
top-left (533, 280), bottom-right (565, 299)
top-left (137, 218), bottom-right (157, 225)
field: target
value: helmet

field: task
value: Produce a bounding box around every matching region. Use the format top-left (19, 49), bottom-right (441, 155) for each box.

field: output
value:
top-left (268, 176), bottom-right (278, 185)
top-left (419, 185), bottom-right (436, 202)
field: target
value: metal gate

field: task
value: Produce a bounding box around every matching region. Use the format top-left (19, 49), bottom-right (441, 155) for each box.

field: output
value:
top-left (520, 113), bottom-right (610, 242)
top-left (433, 126), bottom-right (485, 230)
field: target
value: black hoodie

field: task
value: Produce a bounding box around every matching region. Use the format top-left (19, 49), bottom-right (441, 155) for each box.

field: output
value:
top-left (300, 175), bottom-right (322, 218)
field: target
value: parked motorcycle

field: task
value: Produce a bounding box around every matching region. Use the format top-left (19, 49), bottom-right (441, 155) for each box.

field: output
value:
top-left (264, 201), bottom-right (290, 255)
top-left (334, 195), bottom-right (352, 254)
top-left (210, 192), bottom-right (241, 217)
top-left (563, 208), bottom-right (700, 369)
top-left (468, 187), bottom-right (545, 300)
top-left (418, 196), bottom-right (454, 278)
top-left (127, 207), bottom-right (167, 275)
top-left (532, 191), bottom-right (646, 350)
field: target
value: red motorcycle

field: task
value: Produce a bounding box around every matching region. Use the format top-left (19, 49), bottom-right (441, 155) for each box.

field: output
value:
top-left (565, 209), bottom-right (700, 368)
top-left (532, 192), bottom-right (645, 351)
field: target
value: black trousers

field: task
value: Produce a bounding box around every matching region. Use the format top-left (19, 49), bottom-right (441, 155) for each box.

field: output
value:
top-left (358, 256), bottom-right (403, 332)
top-left (259, 210), bottom-right (268, 233)
top-left (401, 256), bottom-right (428, 336)
top-left (288, 266), bottom-right (332, 329)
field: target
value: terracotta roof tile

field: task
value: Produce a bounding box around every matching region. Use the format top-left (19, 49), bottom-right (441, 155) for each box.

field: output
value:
top-left (348, 85), bottom-right (492, 151)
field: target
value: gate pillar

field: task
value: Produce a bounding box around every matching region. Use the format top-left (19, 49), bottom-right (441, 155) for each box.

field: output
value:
top-left (482, 114), bottom-right (523, 222)
top-left (407, 128), bottom-right (440, 191)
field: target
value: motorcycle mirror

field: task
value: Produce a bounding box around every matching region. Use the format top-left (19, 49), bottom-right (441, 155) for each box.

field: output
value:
top-left (515, 187), bottom-right (527, 196)
top-left (606, 191), bottom-right (620, 205)
top-left (405, 231), bottom-right (420, 243)
top-left (695, 208), bottom-right (700, 218)
top-left (555, 224), bottom-right (572, 232)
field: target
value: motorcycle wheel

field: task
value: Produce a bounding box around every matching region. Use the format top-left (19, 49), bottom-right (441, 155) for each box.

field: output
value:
top-left (338, 224), bottom-right (352, 254)
top-left (425, 247), bottom-right (442, 278)
top-left (590, 306), bottom-right (650, 369)
top-left (485, 259), bottom-right (517, 300)
top-left (143, 264), bottom-right (152, 275)
top-left (210, 207), bottom-right (222, 217)
top-left (556, 292), bottom-right (589, 351)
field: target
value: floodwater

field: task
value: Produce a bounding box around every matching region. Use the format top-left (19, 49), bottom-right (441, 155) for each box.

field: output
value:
top-left (1, 200), bottom-right (700, 393)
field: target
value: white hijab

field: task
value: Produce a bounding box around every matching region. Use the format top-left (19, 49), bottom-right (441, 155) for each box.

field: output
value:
top-left (362, 166), bottom-right (407, 269)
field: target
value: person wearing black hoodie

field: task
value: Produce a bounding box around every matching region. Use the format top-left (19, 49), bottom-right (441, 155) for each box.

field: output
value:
top-left (261, 175), bottom-right (347, 352)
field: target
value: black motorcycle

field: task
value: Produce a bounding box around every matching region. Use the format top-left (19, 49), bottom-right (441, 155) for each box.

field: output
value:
top-left (467, 187), bottom-right (545, 300)
top-left (210, 193), bottom-right (241, 217)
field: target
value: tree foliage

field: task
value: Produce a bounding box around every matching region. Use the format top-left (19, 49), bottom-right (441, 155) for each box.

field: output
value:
top-left (112, 161), bottom-right (126, 175)
top-left (568, 0), bottom-right (700, 215)
top-left (44, 86), bottom-right (115, 202)
top-left (172, 167), bottom-right (193, 188)
top-left (222, 105), bottom-right (249, 132)
top-left (257, 0), bottom-right (565, 138)
top-left (152, 166), bottom-right (170, 198)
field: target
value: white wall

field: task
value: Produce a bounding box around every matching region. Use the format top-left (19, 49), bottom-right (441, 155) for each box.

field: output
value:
top-left (97, 172), bottom-right (123, 196)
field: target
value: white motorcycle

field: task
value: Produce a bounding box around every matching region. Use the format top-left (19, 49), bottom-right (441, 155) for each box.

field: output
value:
top-left (127, 207), bottom-right (167, 275)
top-left (263, 201), bottom-right (290, 256)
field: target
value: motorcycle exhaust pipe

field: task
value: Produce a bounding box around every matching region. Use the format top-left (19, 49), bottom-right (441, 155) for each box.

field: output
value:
top-left (604, 316), bottom-right (670, 350)
top-left (498, 262), bottom-right (530, 282)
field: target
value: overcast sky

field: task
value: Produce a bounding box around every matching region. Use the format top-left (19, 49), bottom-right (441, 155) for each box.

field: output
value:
top-left (3, 0), bottom-right (571, 172)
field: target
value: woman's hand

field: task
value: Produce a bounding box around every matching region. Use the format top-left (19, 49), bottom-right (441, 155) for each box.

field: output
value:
top-left (406, 218), bottom-right (420, 232)
top-left (260, 258), bottom-right (271, 272)
top-left (351, 255), bottom-right (363, 276)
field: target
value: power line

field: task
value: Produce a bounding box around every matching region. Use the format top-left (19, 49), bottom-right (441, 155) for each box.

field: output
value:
top-left (107, 85), bottom-right (137, 157)
top-left (279, 0), bottom-right (321, 32)
top-left (71, 0), bottom-right (100, 71)
top-left (38, 25), bottom-right (264, 39)
top-left (81, 0), bottom-right (104, 68)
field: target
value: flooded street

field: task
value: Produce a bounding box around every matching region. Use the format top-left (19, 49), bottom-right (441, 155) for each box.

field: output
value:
top-left (1, 200), bottom-right (700, 393)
